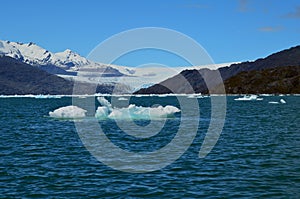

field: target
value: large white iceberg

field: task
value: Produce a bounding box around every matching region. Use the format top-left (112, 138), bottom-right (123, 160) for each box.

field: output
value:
top-left (49, 105), bottom-right (87, 119)
top-left (95, 97), bottom-right (180, 120)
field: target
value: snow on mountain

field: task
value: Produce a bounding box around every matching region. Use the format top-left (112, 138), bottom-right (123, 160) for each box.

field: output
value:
top-left (0, 40), bottom-right (91, 70)
top-left (53, 49), bottom-right (91, 69)
top-left (0, 40), bottom-right (24, 60)
top-left (70, 62), bottom-right (235, 92)
top-left (0, 39), bottom-right (235, 93)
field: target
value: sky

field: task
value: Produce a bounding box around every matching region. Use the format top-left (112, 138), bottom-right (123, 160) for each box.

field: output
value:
top-left (1, 0), bottom-right (299, 66)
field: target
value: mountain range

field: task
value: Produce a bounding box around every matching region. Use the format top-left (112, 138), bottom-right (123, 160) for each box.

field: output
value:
top-left (0, 55), bottom-right (131, 95)
top-left (0, 56), bottom-right (73, 95)
top-left (0, 39), bottom-right (231, 93)
top-left (135, 45), bottom-right (300, 94)
top-left (0, 39), bottom-right (299, 95)
top-left (220, 66), bottom-right (300, 94)
top-left (0, 40), bottom-right (124, 76)
top-left (0, 41), bottom-right (89, 68)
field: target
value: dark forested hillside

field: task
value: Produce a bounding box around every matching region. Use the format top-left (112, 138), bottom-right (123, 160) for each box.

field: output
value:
top-left (0, 56), bottom-right (74, 95)
top-left (135, 45), bottom-right (300, 94)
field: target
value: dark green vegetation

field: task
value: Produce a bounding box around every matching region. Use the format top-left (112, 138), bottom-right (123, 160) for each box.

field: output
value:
top-left (222, 66), bottom-right (300, 94)
top-left (135, 45), bottom-right (300, 94)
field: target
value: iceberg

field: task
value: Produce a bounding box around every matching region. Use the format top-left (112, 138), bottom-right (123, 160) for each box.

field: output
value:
top-left (49, 97), bottom-right (180, 120)
top-left (268, 101), bottom-right (279, 104)
top-left (117, 97), bottom-right (128, 101)
top-left (234, 95), bottom-right (263, 101)
top-left (95, 97), bottom-right (180, 120)
top-left (49, 105), bottom-right (87, 119)
top-left (280, 99), bottom-right (286, 104)
top-left (269, 99), bottom-right (286, 104)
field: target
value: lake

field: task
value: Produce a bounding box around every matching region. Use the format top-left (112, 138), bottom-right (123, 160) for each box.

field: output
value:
top-left (0, 95), bottom-right (299, 198)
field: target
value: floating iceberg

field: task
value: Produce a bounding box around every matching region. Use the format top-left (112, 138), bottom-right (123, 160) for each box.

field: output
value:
top-left (280, 99), bottom-right (286, 104)
top-left (117, 97), bottom-right (128, 101)
top-left (268, 101), bottom-right (279, 104)
top-left (49, 97), bottom-right (180, 120)
top-left (95, 106), bottom-right (110, 119)
top-left (234, 95), bottom-right (263, 101)
top-left (95, 97), bottom-right (180, 120)
top-left (268, 99), bottom-right (286, 104)
top-left (49, 105), bottom-right (87, 119)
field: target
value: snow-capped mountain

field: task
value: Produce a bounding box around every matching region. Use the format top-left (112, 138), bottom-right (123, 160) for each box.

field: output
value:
top-left (0, 39), bottom-right (234, 92)
top-left (0, 40), bottom-right (90, 70)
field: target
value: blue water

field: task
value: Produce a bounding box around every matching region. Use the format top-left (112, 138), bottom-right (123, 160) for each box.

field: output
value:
top-left (0, 96), bottom-right (299, 198)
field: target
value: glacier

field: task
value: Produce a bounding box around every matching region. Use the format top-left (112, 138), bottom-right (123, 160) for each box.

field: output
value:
top-left (0, 39), bottom-right (235, 93)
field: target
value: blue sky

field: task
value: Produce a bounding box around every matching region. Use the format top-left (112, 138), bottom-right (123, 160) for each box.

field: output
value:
top-left (1, 0), bottom-right (299, 66)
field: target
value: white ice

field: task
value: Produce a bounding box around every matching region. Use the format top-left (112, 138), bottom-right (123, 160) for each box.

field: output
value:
top-left (269, 99), bottom-right (286, 104)
top-left (49, 105), bottom-right (87, 119)
top-left (280, 99), bottom-right (286, 104)
top-left (118, 97), bottom-right (128, 101)
top-left (268, 101), bottom-right (279, 104)
top-left (95, 97), bottom-right (180, 120)
top-left (234, 95), bottom-right (263, 101)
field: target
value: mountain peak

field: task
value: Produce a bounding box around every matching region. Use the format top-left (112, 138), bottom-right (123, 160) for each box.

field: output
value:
top-left (61, 49), bottom-right (80, 57)
top-left (64, 49), bottom-right (73, 53)
top-left (27, 42), bottom-right (36, 47)
top-left (0, 39), bottom-right (90, 69)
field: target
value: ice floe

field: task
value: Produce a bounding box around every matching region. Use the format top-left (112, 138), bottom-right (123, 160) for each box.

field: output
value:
top-left (234, 95), bottom-right (263, 101)
top-left (117, 97), bottom-right (128, 101)
top-left (49, 105), bottom-right (87, 119)
top-left (280, 99), bottom-right (286, 104)
top-left (268, 99), bottom-right (286, 104)
top-left (95, 97), bottom-right (180, 120)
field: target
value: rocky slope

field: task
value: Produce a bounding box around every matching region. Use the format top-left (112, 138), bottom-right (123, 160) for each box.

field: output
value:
top-left (135, 45), bottom-right (300, 94)
top-left (0, 56), bottom-right (74, 95)
top-left (219, 66), bottom-right (300, 94)
top-left (0, 56), bottom-right (125, 95)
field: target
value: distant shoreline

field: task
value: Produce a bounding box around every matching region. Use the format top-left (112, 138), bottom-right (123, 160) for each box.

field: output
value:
top-left (0, 93), bottom-right (299, 98)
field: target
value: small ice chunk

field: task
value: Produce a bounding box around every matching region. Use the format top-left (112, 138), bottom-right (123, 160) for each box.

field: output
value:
top-left (280, 99), bottom-right (286, 104)
top-left (118, 97), bottom-right (128, 101)
top-left (95, 106), bottom-right (109, 119)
